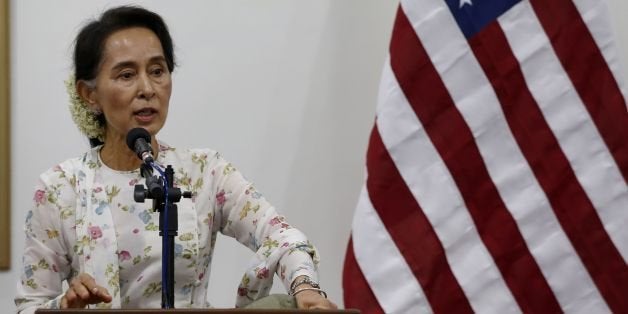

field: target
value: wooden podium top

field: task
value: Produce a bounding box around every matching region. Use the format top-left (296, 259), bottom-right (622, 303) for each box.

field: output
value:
top-left (36, 309), bottom-right (359, 314)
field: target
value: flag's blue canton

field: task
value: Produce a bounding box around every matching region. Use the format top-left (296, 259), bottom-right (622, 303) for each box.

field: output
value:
top-left (444, 0), bottom-right (521, 39)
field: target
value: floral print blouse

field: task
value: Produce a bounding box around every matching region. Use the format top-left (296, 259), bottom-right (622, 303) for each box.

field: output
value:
top-left (15, 143), bottom-right (319, 313)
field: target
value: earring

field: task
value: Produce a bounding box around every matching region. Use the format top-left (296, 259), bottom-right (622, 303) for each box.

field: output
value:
top-left (91, 107), bottom-right (102, 115)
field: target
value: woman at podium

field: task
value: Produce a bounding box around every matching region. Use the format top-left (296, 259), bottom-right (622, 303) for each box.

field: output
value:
top-left (15, 6), bottom-right (336, 313)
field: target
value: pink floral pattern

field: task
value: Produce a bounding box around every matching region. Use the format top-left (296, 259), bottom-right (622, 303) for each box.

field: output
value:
top-left (88, 226), bottom-right (103, 239)
top-left (33, 190), bottom-right (46, 206)
top-left (216, 190), bottom-right (226, 207)
top-left (16, 144), bottom-right (319, 312)
top-left (256, 267), bottom-right (269, 279)
top-left (117, 250), bottom-right (131, 262)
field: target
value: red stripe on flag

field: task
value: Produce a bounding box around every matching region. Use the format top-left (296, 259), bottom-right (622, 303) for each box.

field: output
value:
top-left (342, 238), bottom-right (384, 314)
top-left (530, 0), bottom-right (628, 181)
top-left (390, 8), bottom-right (562, 313)
top-left (469, 22), bottom-right (628, 312)
top-left (366, 126), bottom-right (473, 313)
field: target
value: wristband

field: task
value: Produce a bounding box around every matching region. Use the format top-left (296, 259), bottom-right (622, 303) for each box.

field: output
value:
top-left (289, 276), bottom-right (320, 294)
top-left (291, 287), bottom-right (328, 298)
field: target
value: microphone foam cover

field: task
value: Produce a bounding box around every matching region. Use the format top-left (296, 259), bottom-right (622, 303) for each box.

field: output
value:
top-left (126, 128), bottom-right (152, 151)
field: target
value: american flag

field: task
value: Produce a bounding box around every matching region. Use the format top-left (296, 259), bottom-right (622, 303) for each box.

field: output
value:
top-left (343, 0), bottom-right (628, 313)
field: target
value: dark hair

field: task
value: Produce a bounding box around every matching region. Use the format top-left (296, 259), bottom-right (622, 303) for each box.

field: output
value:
top-left (73, 5), bottom-right (176, 147)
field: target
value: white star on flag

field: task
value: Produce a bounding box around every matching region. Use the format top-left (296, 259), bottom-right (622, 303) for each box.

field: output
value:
top-left (459, 0), bottom-right (472, 8)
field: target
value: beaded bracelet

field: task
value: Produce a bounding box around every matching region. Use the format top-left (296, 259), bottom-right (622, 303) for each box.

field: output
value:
top-left (291, 287), bottom-right (328, 298)
top-left (289, 276), bottom-right (320, 295)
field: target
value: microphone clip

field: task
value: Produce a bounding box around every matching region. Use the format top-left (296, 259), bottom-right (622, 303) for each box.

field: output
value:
top-left (134, 163), bottom-right (164, 202)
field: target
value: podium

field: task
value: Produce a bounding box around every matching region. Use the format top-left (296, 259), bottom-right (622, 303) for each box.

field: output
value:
top-left (36, 309), bottom-right (359, 313)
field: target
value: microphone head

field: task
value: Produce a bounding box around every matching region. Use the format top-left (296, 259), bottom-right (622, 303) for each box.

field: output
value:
top-left (126, 128), bottom-right (151, 151)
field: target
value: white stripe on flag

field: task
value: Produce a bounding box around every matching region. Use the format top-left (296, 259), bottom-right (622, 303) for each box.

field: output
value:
top-left (500, 0), bottom-right (628, 263)
top-left (401, 1), bottom-right (613, 312)
top-left (499, 3), bottom-right (615, 311)
top-left (376, 59), bottom-right (519, 314)
top-left (352, 186), bottom-right (432, 314)
top-left (573, 0), bottom-right (628, 102)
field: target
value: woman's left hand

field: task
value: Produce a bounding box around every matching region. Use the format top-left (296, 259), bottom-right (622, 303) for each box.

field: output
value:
top-left (294, 287), bottom-right (338, 310)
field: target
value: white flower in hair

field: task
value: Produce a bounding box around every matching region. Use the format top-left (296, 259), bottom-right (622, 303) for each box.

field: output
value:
top-left (65, 75), bottom-right (105, 141)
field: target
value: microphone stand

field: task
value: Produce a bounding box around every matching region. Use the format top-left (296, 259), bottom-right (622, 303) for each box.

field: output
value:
top-left (133, 163), bottom-right (191, 308)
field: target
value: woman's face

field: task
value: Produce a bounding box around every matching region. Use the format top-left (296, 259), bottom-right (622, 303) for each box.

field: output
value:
top-left (87, 27), bottom-right (172, 142)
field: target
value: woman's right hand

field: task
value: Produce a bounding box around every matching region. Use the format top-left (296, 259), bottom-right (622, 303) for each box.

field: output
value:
top-left (60, 273), bottom-right (112, 308)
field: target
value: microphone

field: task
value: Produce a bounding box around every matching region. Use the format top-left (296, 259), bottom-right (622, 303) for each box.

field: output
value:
top-left (126, 128), bottom-right (154, 164)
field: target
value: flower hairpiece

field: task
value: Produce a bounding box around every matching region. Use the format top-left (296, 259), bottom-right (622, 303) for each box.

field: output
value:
top-left (65, 75), bottom-right (105, 141)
